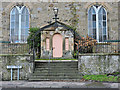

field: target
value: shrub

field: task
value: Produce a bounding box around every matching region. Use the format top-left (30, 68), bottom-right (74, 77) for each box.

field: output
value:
top-left (27, 27), bottom-right (41, 57)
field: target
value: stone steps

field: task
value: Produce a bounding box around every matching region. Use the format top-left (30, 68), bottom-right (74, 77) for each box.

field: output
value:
top-left (29, 60), bottom-right (82, 81)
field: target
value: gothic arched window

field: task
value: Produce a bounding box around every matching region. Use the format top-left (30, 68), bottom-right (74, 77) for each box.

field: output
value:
top-left (10, 6), bottom-right (29, 43)
top-left (88, 5), bottom-right (107, 42)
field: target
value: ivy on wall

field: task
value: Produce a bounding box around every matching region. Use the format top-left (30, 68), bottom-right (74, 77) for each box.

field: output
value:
top-left (27, 27), bottom-right (41, 57)
top-left (69, 2), bottom-right (79, 31)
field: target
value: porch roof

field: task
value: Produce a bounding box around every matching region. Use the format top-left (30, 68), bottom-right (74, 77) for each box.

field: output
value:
top-left (32, 21), bottom-right (81, 40)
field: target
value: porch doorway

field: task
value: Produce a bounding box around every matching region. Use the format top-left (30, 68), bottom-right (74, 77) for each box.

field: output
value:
top-left (52, 34), bottom-right (63, 57)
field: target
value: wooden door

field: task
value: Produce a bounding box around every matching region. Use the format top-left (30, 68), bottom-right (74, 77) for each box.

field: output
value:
top-left (53, 34), bottom-right (63, 57)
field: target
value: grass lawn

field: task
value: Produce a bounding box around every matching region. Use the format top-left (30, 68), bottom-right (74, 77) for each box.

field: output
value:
top-left (35, 58), bottom-right (77, 60)
top-left (83, 74), bottom-right (120, 82)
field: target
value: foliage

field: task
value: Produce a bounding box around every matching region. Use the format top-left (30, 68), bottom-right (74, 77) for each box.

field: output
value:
top-left (83, 74), bottom-right (119, 82)
top-left (65, 24), bottom-right (77, 31)
top-left (75, 35), bottom-right (97, 53)
top-left (27, 27), bottom-right (40, 50)
top-left (69, 2), bottom-right (79, 31)
top-left (107, 72), bottom-right (120, 77)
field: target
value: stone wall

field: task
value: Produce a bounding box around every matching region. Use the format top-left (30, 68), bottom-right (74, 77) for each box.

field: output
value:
top-left (118, 2), bottom-right (120, 52)
top-left (1, 54), bottom-right (33, 81)
top-left (1, 2), bottom-right (119, 42)
top-left (78, 54), bottom-right (120, 75)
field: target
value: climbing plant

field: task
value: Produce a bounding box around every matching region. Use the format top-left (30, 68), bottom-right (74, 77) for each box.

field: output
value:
top-left (69, 2), bottom-right (79, 31)
top-left (27, 27), bottom-right (41, 53)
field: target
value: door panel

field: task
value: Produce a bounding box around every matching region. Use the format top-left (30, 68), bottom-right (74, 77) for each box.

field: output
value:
top-left (53, 34), bottom-right (63, 57)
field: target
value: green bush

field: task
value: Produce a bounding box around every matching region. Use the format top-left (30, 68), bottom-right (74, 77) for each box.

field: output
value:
top-left (27, 27), bottom-right (40, 48)
top-left (27, 27), bottom-right (41, 58)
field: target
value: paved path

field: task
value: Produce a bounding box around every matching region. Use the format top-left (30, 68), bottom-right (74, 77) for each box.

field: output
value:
top-left (0, 81), bottom-right (120, 89)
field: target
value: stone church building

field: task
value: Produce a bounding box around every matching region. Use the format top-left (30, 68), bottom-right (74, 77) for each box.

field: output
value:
top-left (1, 1), bottom-right (120, 57)
top-left (0, 1), bottom-right (120, 81)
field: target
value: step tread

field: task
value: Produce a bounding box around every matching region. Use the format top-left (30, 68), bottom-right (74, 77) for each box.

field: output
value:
top-left (29, 79), bottom-right (82, 81)
top-left (33, 71), bottom-right (79, 73)
top-left (35, 67), bottom-right (78, 69)
top-left (31, 73), bottom-right (81, 76)
top-left (35, 60), bottom-right (78, 62)
top-left (29, 76), bottom-right (82, 79)
top-left (35, 65), bottom-right (78, 66)
top-left (35, 63), bottom-right (77, 65)
top-left (30, 75), bottom-right (81, 77)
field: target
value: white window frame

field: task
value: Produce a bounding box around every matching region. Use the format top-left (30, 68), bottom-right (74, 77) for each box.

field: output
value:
top-left (88, 5), bottom-right (107, 42)
top-left (10, 6), bottom-right (29, 43)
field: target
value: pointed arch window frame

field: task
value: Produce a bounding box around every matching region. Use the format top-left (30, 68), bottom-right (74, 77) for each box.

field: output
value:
top-left (10, 6), bottom-right (30, 43)
top-left (88, 5), bottom-right (107, 42)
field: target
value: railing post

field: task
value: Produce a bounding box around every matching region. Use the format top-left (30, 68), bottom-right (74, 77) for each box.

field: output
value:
top-left (33, 39), bottom-right (35, 73)
top-left (93, 45), bottom-right (96, 53)
top-left (11, 68), bottom-right (13, 81)
top-left (77, 42), bottom-right (79, 59)
top-left (118, 42), bottom-right (120, 53)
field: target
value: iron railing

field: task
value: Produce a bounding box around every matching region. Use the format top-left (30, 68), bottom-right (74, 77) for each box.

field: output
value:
top-left (93, 42), bottom-right (120, 53)
top-left (75, 40), bottom-right (120, 58)
top-left (1, 41), bottom-right (119, 55)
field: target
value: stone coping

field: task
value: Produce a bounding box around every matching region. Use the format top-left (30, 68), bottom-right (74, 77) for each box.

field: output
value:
top-left (79, 53), bottom-right (120, 56)
top-left (35, 60), bottom-right (78, 62)
top-left (0, 54), bottom-right (33, 56)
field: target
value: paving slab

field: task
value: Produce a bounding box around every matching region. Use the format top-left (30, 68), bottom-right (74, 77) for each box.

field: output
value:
top-left (0, 81), bottom-right (120, 89)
